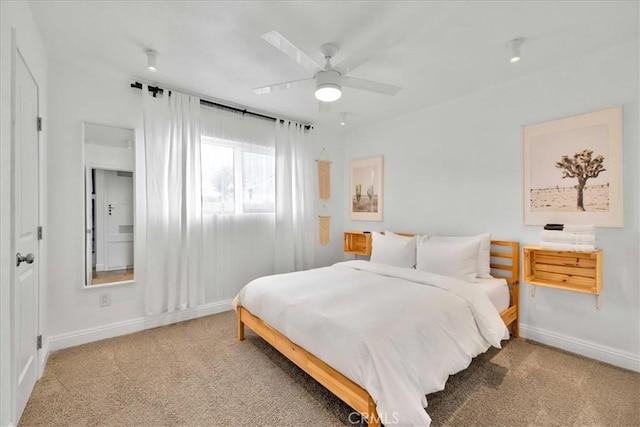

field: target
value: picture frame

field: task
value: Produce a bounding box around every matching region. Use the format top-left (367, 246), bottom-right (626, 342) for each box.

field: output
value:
top-left (523, 106), bottom-right (623, 227)
top-left (350, 156), bottom-right (383, 221)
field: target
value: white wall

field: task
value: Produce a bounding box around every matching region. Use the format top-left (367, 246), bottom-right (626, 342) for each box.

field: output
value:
top-left (47, 59), bottom-right (145, 338)
top-left (312, 128), bottom-right (345, 268)
top-left (46, 59), bottom-right (344, 345)
top-left (343, 41), bottom-right (639, 370)
top-left (0, 1), bottom-right (48, 425)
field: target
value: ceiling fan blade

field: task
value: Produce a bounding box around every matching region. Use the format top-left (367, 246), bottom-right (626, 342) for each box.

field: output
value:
top-left (341, 76), bottom-right (401, 96)
top-left (318, 101), bottom-right (331, 113)
top-left (334, 30), bottom-right (403, 75)
top-left (261, 30), bottom-right (321, 72)
top-left (253, 77), bottom-right (313, 95)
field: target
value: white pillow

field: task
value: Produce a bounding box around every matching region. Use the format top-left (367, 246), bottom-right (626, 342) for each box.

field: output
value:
top-left (430, 233), bottom-right (491, 278)
top-left (370, 231), bottom-right (417, 268)
top-left (416, 239), bottom-right (480, 282)
top-left (384, 230), bottom-right (418, 240)
top-left (384, 230), bottom-right (404, 238)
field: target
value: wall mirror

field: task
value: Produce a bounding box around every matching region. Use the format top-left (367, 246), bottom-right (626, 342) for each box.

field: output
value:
top-left (83, 123), bottom-right (135, 287)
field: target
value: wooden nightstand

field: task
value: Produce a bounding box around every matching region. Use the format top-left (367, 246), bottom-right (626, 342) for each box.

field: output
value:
top-left (523, 246), bottom-right (603, 308)
top-left (343, 231), bottom-right (372, 256)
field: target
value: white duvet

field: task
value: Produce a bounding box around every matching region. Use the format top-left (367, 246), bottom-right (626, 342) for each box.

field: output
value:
top-left (233, 261), bottom-right (509, 426)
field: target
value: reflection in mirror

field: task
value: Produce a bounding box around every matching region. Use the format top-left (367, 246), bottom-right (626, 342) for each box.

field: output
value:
top-left (83, 123), bottom-right (135, 286)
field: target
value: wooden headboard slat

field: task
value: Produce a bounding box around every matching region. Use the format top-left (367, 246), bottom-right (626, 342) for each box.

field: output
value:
top-left (490, 263), bottom-right (514, 271)
top-left (490, 252), bottom-right (512, 258)
top-left (491, 240), bottom-right (517, 246)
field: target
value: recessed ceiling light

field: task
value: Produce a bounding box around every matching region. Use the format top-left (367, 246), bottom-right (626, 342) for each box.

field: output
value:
top-left (507, 38), bottom-right (524, 63)
top-left (145, 49), bottom-right (158, 72)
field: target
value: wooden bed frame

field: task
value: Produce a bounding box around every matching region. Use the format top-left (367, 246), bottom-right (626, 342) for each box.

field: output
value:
top-left (237, 239), bottom-right (519, 427)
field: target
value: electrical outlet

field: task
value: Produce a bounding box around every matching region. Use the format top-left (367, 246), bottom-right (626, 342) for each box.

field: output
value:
top-left (99, 293), bottom-right (111, 307)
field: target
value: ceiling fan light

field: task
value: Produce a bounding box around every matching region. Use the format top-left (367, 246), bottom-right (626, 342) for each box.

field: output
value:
top-left (315, 83), bottom-right (342, 102)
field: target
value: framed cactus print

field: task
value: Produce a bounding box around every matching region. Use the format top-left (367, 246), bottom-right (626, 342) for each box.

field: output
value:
top-left (523, 106), bottom-right (623, 227)
top-left (350, 156), bottom-right (384, 221)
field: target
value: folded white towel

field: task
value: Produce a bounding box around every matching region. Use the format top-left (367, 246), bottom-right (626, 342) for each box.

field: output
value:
top-left (539, 241), bottom-right (596, 252)
top-left (563, 224), bottom-right (595, 234)
top-left (540, 230), bottom-right (596, 245)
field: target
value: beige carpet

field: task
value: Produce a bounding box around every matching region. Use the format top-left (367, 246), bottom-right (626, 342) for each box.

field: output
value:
top-left (20, 311), bottom-right (639, 426)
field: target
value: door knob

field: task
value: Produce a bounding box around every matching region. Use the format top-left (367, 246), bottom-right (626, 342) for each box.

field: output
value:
top-left (16, 252), bottom-right (35, 267)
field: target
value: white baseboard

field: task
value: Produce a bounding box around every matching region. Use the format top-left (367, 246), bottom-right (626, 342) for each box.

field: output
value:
top-left (520, 323), bottom-right (640, 372)
top-left (48, 299), bottom-right (233, 352)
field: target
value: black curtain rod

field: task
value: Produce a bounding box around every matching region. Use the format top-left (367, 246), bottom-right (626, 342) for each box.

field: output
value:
top-left (130, 82), bottom-right (312, 129)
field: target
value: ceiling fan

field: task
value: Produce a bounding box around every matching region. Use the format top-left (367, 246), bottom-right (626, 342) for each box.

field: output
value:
top-left (254, 30), bottom-right (402, 106)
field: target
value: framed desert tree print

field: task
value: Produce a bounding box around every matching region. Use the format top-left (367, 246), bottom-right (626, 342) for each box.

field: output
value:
top-left (523, 106), bottom-right (623, 227)
top-left (350, 156), bottom-right (383, 221)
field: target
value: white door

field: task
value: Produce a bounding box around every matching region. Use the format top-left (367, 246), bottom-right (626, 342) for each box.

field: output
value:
top-left (104, 170), bottom-right (133, 270)
top-left (14, 50), bottom-right (40, 420)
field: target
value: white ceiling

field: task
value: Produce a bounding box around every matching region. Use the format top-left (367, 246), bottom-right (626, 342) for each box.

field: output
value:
top-left (29, 1), bottom-right (638, 130)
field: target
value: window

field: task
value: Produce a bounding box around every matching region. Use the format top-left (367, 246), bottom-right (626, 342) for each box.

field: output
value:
top-left (202, 136), bottom-right (275, 214)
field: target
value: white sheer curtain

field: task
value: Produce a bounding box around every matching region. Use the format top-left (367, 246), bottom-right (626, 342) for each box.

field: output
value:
top-left (274, 120), bottom-right (316, 273)
top-left (200, 110), bottom-right (316, 301)
top-left (200, 108), bottom-right (278, 302)
top-left (142, 87), bottom-right (203, 315)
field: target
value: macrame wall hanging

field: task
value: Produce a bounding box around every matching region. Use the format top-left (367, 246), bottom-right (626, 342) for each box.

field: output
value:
top-left (318, 212), bottom-right (331, 246)
top-left (316, 147), bottom-right (331, 200)
top-left (316, 148), bottom-right (331, 245)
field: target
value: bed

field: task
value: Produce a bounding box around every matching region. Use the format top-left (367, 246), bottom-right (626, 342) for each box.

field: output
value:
top-left (234, 237), bottom-right (519, 426)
